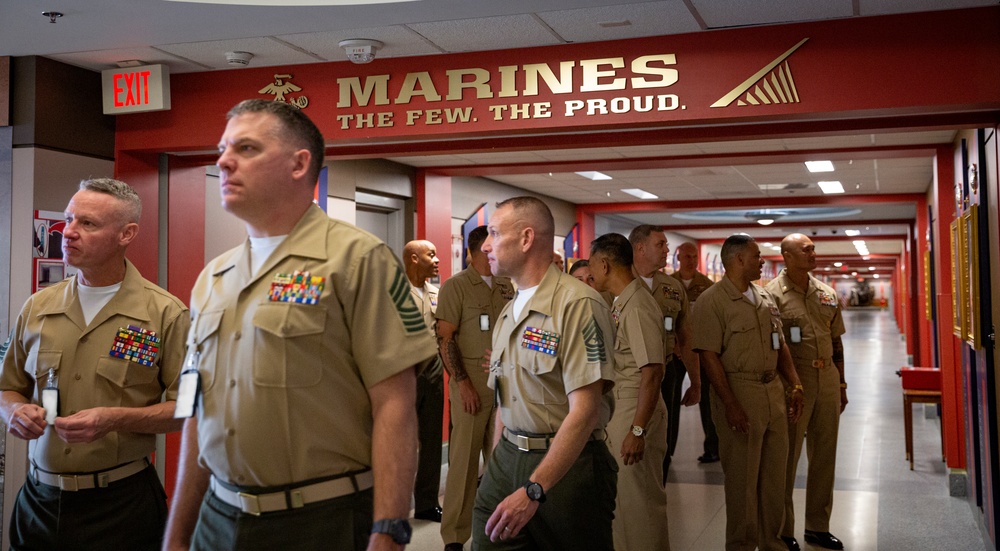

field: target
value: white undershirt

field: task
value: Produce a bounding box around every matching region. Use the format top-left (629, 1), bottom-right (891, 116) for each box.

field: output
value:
top-left (743, 287), bottom-right (757, 304)
top-left (249, 235), bottom-right (287, 275)
top-left (640, 275), bottom-right (653, 289)
top-left (481, 275), bottom-right (493, 289)
top-left (412, 285), bottom-right (424, 298)
top-left (513, 285), bottom-right (538, 319)
top-left (681, 277), bottom-right (693, 288)
top-left (77, 282), bottom-right (122, 326)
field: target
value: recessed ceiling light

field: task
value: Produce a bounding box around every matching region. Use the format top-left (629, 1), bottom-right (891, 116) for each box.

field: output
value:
top-left (834, 262), bottom-right (843, 267)
top-left (621, 188), bottom-right (657, 200)
top-left (818, 181), bottom-right (845, 194)
top-left (576, 171), bottom-right (612, 181)
top-left (873, 274), bottom-right (880, 279)
top-left (805, 160), bottom-right (834, 172)
top-left (845, 229), bottom-right (861, 236)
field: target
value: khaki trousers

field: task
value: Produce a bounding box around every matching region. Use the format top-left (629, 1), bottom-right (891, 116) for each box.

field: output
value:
top-left (713, 374), bottom-right (789, 551)
top-left (441, 365), bottom-right (496, 545)
top-left (782, 359), bottom-right (841, 536)
top-left (606, 391), bottom-right (671, 551)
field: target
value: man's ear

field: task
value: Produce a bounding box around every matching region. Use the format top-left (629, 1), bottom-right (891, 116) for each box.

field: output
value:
top-left (520, 226), bottom-right (535, 253)
top-left (290, 149), bottom-right (311, 181)
top-left (119, 223), bottom-right (139, 247)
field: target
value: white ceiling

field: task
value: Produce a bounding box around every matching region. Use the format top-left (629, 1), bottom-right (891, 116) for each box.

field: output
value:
top-left (2, 0), bottom-right (991, 269)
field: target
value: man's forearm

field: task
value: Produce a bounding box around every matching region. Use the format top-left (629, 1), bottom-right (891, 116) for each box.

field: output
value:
top-left (438, 336), bottom-right (470, 382)
top-left (699, 351), bottom-right (737, 407)
top-left (676, 325), bottom-right (700, 385)
top-left (632, 365), bottom-right (664, 429)
top-left (832, 336), bottom-right (845, 379)
top-left (528, 381), bottom-right (602, 491)
top-left (369, 367), bottom-right (418, 520)
top-left (163, 417), bottom-right (209, 551)
top-left (109, 401), bottom-right (185, 434)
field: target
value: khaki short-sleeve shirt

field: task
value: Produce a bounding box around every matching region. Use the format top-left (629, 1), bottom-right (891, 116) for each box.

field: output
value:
top-left (411, 281), bottom-right (443, 380)
top-left (640, 271), bottom-right (689, 359)
top-left (671, 271), bottom-right (715, 304)
top-left (488, 265), bottom-right (615, 436)
top-left (189, 205), bottom-right (438, 487)
top-left (690, 277), bottom-right (784, 374)
top-left (435, 267), bottom-right (514, 372)
top-left (612, 278), bottom-right (666, 393)
top-left (765, 270), bottom-right (845, 366)
top-left (0, 260), bottom-right (188, 472)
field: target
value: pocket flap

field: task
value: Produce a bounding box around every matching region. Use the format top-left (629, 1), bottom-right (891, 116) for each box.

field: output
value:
top-left (253, 302), bottom-right (327, 338)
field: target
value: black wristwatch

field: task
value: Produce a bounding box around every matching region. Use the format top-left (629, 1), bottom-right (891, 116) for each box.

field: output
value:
top-left (524, 481), bottom-right (546, 503)
top-left (371, 518), bottom-right (412, 544)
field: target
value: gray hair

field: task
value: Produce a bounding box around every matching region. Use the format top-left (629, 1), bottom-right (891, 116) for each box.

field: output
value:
top-left (79, 178), bottom-right (142, 224)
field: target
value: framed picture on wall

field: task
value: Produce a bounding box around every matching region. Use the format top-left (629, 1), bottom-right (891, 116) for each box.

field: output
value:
top-left (950, 220), bottom-right (964, 337)
top-left (963, 205), bottom-right (980, 348)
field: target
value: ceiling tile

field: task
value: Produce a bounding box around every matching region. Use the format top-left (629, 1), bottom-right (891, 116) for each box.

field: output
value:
top-left (537, 2), bottom-right (701, 43)
top-left (278, 26), bottom-right (441, 61)
top-left (157, 37), bottom-right (321, 71)
top-left (689, 0), bottom-right (854, 28)
top-left (48, 46), bottom-right (208, 73)
top-left (861, 0), bottom-right (995, 16)
top-left (407, 15), bottom-right (562, 53)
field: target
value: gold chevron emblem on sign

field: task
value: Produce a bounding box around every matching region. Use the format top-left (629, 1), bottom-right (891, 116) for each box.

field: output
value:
top-left (711, 38), bottom-right (809, 108)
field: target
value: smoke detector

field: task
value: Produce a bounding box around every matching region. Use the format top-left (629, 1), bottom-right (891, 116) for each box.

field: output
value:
top-left (225, 51), bottom-right (254, 67)
top-left (339, 39), bottom-right (383, 64)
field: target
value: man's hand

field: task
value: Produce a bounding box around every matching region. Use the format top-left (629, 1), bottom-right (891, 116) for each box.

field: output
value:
top-left (6, 403), bottom-right (47, 440)
top-left (787, 391), bottom-right (804, 423)
top-left (840, 389), bottom-right (849, 413)
top-left (620, 433), bottom-right (645, 465)
top-left (53, 407), bottom-right (115, 443)
top-left (485, 487), bottom-right (540, 542)
top-left (723, 401), bottom-right (750, 435)
top-left (457, 378), bottom-right (482, 415)
top-left (680, 384), bottom-right (701, 407)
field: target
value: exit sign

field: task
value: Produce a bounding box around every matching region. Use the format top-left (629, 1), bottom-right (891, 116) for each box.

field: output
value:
top-left (101, 64), bottom-right (170, 114)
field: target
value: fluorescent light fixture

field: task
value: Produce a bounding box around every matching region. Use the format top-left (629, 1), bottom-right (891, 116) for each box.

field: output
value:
top-left (844, 229), bottom-right (861, 237)
top-left (818, 181), bottom-right (845, 194)
top-left (576, 171), bottom-right (612, 181)
top-left (805, 160), bottom-right (835, 173)
top-left (873, 274), bottom-right (880, 279)
top-left (620, 188), bottom-right (658, 200)
top-left (756, 218), bottom-right (775, 226)
top-left (833, 262), bottom-right (843, 267)
top-left (868, 266), bottom-right (876, 271)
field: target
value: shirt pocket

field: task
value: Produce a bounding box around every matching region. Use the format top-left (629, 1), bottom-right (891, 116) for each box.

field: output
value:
top-left (96, 356), bottom-right (160, 408)
top-left (252, 302), bottom-right (327, 388)
top-left (723, 319), bottom-right (756, 371)
top-left (518, 351), bottom-right (567, 406)
top-left (30, 350), bottom-right (62, 397)
top-left (191, 309), bottom-right (224, 391)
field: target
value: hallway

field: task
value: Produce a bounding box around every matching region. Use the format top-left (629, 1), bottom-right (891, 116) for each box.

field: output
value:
top-left (409, 308), bottom-right (988, 550)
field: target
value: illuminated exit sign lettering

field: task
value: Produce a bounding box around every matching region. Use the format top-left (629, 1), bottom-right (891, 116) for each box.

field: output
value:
top-left (101, 64), bottom-right (170, 114)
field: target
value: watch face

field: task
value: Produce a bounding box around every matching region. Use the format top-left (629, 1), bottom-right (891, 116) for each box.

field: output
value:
top-left (632, 425), bottom-right (644, 436)
top-left (525, 482), bottom-right (543, 501)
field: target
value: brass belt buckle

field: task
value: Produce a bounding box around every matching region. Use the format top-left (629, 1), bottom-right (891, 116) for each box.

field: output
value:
top-left (761, 371), bottom-right (776, 384)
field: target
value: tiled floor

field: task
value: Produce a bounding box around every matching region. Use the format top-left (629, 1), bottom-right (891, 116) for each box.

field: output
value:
top-left (409, 309), bottom-right (989, 550)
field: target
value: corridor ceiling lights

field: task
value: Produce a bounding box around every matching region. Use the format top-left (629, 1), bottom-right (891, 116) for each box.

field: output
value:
top-left (621, 188), bottom-right (658, 200)
top-left (576, 171), bottom-right (612, 180)
top-left (745, 210), bottom-right (786, 226)
top-left (805, 160), bottom-right (835, 172)
top-left (844, 229), bottom-right (861, 236)
top-left (853, 240), bottom-right (870, 256)
top-left (818, 181), bottom-right (845, 194)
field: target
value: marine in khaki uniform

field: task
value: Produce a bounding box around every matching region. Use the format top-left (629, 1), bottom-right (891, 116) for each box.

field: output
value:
top-left (164, 100), bottom-right (437, 551)
top-left (404, 239), bottom-right (445, 523)
top-left (690, 234), bottom-right (804, 551)
top-left (765, 233), bottom-right (847, 551)
top-left (590, 233), bottom-right (671, 551)
top-left (671, 241), bottom-right (721, 464)
top-left (472, 197), bottom-right (617, 550)
top-left (628, 225), bottom-right (699, 478)
top-left (0, 178), bottom-right (188, 551)
top-left (436, 225), bottom-right (515, 551)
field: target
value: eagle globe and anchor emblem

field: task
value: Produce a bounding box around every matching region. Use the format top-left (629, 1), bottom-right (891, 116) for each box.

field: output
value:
top-left (259, 74), bottom-right (309, 108)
